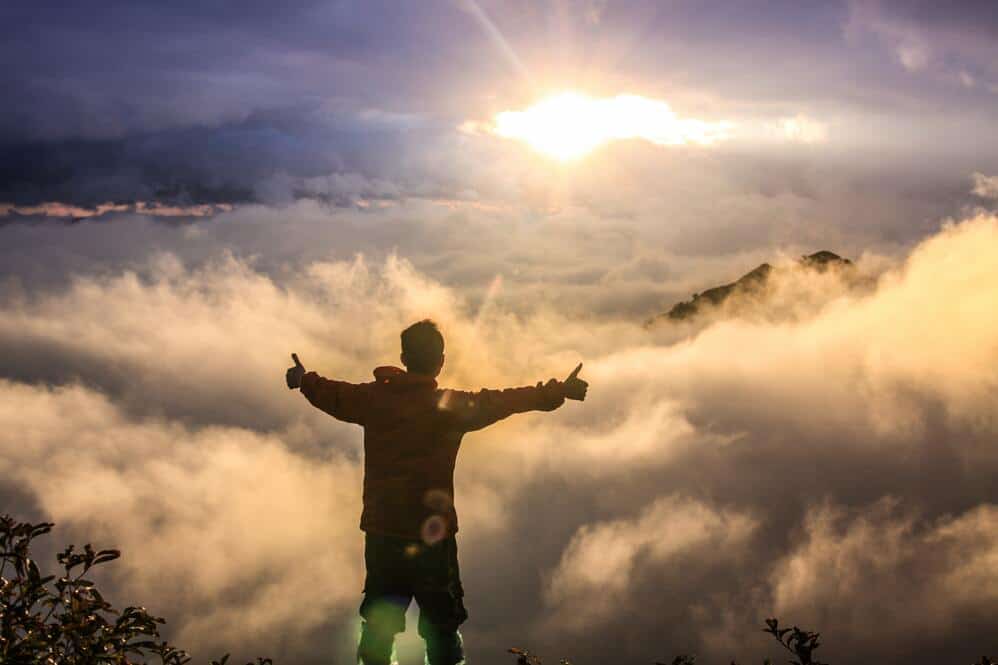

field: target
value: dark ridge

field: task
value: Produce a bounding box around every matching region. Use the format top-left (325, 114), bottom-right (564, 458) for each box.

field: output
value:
top-left (801, 250), bottom-right (853, 270)
top-left (655, 251), bottom-right (852, 323)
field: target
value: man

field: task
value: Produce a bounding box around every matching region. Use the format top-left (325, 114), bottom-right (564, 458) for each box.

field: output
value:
top-left (286, 319), bottom-right (587, 665)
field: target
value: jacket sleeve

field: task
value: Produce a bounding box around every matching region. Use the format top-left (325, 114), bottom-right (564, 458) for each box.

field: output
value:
top-left (299, 372), bottom-right (373, 425)
top-left (444, 380), bottom-right (566, 432)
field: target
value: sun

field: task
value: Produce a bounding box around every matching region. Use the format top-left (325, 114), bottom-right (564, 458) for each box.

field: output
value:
top-left (491, 91), bottom-right (732, 161)
top-left (493, 92), bottom-right (609, 160)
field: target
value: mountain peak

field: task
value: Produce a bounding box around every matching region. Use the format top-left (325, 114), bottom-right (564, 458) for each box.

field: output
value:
top-left (655, 250), bottom-right (853, 323)
top-left (801, 250), bottom-right (851, 269)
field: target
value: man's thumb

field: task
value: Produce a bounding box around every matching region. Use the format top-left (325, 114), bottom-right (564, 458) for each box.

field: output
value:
top-left (291, 353), bottom-right (304, 369)
top-left (566, 362), bottom-right (583, 382)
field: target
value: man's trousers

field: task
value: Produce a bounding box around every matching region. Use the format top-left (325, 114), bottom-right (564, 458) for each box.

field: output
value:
top-left (357, 532), bottom-right (468, 665)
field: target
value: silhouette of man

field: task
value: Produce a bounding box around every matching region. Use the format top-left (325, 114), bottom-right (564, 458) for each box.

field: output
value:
top-left (286, 319), bottom-right (587, 665)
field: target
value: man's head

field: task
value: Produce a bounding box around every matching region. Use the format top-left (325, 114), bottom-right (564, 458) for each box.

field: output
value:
top-left (400, 319), bottom-right (445, 377)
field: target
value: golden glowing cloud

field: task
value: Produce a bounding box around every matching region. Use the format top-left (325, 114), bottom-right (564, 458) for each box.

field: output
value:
top-left (491, 92), bottom-right (733, 160)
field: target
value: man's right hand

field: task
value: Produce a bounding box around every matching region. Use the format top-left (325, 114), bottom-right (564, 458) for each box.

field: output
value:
top-left (286, 353), bottom-right (306, 390)
top-left (563, 363), bottom-right (588, 401)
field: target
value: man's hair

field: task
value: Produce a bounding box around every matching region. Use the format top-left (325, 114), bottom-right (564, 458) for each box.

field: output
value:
top-left (400, 319), bottom-right (445, 374)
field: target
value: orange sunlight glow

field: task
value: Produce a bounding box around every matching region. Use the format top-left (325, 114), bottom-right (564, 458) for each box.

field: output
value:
top-left (492, 92), bottom-right (733, 160)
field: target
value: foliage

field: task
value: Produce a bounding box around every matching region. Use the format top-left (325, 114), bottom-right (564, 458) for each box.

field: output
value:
top-left (761, 618), bottom-right (823, 665)
top-left (0, 514), bottom-right (270, 665)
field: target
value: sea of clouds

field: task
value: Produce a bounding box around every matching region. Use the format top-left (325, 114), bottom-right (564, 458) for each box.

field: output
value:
top-left (1, 209), bottom-right (997, 664)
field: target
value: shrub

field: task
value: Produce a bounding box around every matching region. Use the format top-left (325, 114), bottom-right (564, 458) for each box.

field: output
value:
top-left (0, 514), bottom-right (269, 665)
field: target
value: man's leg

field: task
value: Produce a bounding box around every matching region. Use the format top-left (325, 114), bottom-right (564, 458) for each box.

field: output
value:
top-left (415, 591), bottom-right (467, 665)
top-left (414, 534), bottom-right (467, 665)
top-left (357, 592), bottom-right (409, 665)
top-left (360, 532), bottom-right (416, 665)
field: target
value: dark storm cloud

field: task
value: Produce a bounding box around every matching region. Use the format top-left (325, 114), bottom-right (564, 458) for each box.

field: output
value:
top-left (4, 0), bottom-right (998, 209)
top-left (0, 0), bottom-right (469, 141)
top-left (1, 0), bottom-right (488, 205)
top-left (0, 104), bottom-right (450, 206)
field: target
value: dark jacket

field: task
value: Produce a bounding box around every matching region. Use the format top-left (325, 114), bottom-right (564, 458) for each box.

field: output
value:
top-left (300, 365), bottom-right (566, 540)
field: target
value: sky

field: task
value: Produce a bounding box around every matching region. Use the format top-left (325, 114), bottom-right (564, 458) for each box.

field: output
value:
top-left (2, 1), bottom-right (998, 664)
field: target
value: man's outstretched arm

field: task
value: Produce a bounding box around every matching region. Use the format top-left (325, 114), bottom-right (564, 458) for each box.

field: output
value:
top-left (449, 363), bottom-right (588, 432)
top-left (285, 353), bottom-right (371, 425)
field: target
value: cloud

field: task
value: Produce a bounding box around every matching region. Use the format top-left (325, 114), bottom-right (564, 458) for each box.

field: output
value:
top-left (522, 214), bottom-right (998, 663)
top-left (896, 40), bottom-right (930, 71)
top-left (972, 172), bottom-right (998, 199)
top-left (0, 201), bottom-right (233, 219)
top-left (543, 496), bottom-right (757, 630)
top-left (777, 114), bottom-right (829, 144)
top-left (0, 379), bottom-right (365, 658)
top-left (1, 212), bottom-right (998, 663)
top-left (769, 499), bottom-right (998, 661)
top-left (848, 0), bottom-right (998, 82)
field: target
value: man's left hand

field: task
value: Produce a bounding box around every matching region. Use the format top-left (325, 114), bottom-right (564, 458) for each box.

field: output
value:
top-left (286, 353), bottom-right (306, 389)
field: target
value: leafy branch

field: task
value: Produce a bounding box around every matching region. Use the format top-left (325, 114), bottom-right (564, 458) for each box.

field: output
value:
top-left (0, 514), bottom-right (270, 665)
